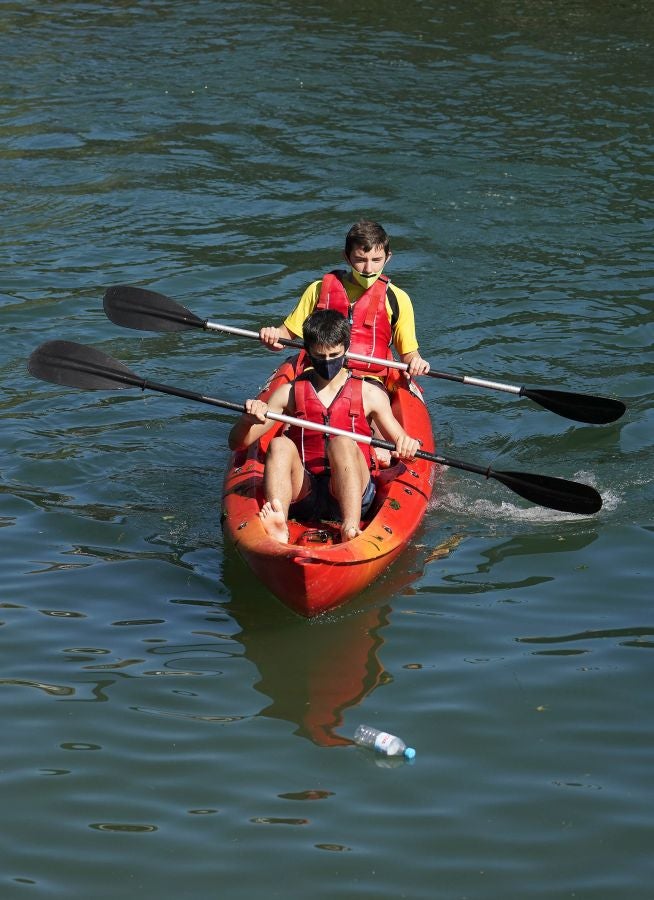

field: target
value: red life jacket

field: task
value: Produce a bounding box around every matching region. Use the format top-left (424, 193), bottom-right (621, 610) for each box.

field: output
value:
top-left (287, 373), bottom-right (373, 475)
top-left (318, 270), bottom-right (393, 376)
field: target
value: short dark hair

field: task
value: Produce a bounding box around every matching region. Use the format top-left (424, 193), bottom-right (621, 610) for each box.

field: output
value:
top-left (344, 220), bottom-right (390, 257)
top-left (303, 309), bottom-right (350, 351)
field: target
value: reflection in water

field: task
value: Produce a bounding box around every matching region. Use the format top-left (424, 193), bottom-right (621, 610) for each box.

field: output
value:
top-left (419, 528), bottom-right (599, 595)
top-left (517, 626), bottom-right (654, 646)
top-left (0, 678), bottom-right (74, 696)
top-left (222, 542), bottom-right (424, 747)
top-left (0, 482), bottom-right (72, 509)
top-left (424, 532), bottom-right (467, 563)
top-left (57, 679), bottom-right (114, 702)
top-left (67, 541), bottom-right (197, 570)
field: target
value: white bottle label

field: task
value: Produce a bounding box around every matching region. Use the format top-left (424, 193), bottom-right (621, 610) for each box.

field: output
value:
top-left (373, 731), bottom-right (393, 753)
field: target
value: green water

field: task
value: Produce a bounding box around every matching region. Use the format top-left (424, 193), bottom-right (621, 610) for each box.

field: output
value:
top-left (1, 2), bottom-right (652, 898)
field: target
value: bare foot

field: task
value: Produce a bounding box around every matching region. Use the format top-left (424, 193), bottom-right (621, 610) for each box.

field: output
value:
top-left (341, 523), bottom-right (361, 542)
top-left (259, 499), bottom-right (290, 543)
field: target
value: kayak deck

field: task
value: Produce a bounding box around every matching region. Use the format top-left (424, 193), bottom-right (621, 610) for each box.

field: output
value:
top-left (222, 355), bottom-right (436, 617)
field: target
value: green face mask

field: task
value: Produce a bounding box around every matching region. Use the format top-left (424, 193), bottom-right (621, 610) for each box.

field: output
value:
top-left (350, 268), bottom-right (383, 289)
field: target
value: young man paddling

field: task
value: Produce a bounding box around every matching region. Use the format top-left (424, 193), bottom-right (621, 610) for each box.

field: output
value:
top-left (228, 310), bottom-right (421, 544)
top-left (259, 220), bottom-right (430, 379)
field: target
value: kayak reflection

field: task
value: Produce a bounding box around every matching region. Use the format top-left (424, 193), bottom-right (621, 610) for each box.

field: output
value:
top-left (223, 541), bottom-right (424, 747)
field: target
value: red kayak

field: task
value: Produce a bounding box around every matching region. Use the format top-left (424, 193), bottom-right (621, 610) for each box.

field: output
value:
top-left (222, 354), bottom-right (436, 617)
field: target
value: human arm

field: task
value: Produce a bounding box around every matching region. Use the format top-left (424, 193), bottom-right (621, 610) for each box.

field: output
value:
top-left (389, 284), bottom-right (430, 376)
top-left (363, 383), bottom-right (421, 461)
top-left (228, 383), bottom-right (293, 450)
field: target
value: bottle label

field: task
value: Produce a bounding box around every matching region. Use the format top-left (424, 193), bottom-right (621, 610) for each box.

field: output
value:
top-left (373, 732), bottom-right (393, 753)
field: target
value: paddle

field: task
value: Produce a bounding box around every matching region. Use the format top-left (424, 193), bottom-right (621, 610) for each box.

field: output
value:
top-left (103, 285), bottom-right (625, 425)
top-left (28, 340), bottom-right (603, 515)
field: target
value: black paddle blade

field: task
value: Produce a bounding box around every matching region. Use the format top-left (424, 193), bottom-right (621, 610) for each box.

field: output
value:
top-left (491, 469), bottom-right (602, 515)
top-left (103, 285), bottom-right (205, 333)
top-left (522, 387), bottom-right (626, 425)
top-left (28, 340), bottom-right (143, 391)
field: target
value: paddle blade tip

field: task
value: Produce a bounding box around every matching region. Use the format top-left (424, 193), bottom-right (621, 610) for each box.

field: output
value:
top-left (602, 400), bottom-right (627, 424)
top-left (28, 340), bottom-right (140, 391)
top-left (494, 469), bottom-right (603, 516)
top-left (575, 489), bottom-right (603, 515)
top-left (524, 388), bottom-right (627, 425)
top-left (28, 340), bottom-right (77, 386)
top-left (103, 284), bottom-right (205, 333)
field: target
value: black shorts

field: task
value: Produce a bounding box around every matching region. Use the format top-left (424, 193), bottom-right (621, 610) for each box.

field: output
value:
top-left (289, 473), bottom-right (376, 523)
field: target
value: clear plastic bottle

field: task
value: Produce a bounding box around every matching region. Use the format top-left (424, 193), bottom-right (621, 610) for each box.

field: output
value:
top-left (353, 724), bottom-right (416, 760)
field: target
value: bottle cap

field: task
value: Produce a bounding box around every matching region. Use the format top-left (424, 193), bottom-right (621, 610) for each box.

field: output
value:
top-left (404, 747), bottom-right (416, 760)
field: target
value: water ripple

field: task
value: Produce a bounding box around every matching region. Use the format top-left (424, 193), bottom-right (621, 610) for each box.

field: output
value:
top-left (1, 2), bottom-right (653, 898)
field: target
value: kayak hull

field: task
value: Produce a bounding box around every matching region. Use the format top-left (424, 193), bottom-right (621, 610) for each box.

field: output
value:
top-left (222, 355), bottom-right (436, 617)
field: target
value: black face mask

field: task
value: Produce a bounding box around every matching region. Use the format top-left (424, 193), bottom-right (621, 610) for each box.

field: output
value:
top-left (308, 353), bottom-right (345, 381)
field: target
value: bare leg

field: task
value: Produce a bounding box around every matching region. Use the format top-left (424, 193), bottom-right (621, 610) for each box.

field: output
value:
top-left (259, 436), bottom-right (307, 544)
top-left (327, 436), bottom-right (370, 542)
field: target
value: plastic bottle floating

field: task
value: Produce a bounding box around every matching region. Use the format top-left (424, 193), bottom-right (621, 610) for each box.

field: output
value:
top-left (353, 724), bottom-right (416, 760)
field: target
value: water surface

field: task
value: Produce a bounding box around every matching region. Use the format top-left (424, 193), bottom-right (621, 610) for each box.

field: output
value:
top-left (1, 2), bottom-right (653, 898)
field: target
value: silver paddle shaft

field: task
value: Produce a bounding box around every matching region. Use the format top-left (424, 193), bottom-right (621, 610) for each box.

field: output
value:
top-left (204, 319), bottom-right (522, 395)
